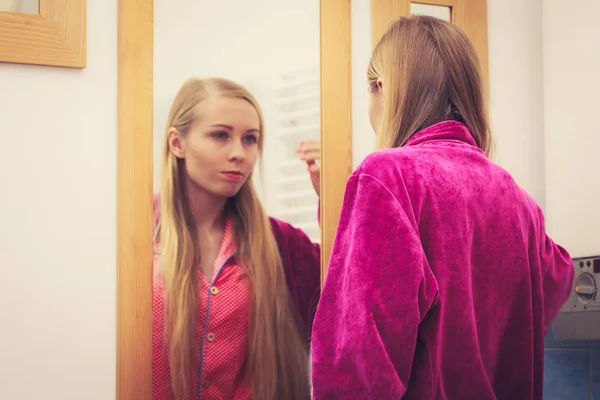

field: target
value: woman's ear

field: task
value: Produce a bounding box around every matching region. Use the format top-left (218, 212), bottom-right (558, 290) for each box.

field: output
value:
top-left (377, 77), bottom-right (384, 105)
top-left (167, 127), bottom-right (185, 159)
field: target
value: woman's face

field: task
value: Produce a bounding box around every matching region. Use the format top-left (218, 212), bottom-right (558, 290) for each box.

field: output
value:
top-left (168, 96), bottom-right (260, 200)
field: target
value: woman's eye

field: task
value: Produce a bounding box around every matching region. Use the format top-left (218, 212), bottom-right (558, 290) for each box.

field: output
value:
top-left (213, 131), bottom-right (229, 140)
top-left (244, 135), bottom-right (258, 144)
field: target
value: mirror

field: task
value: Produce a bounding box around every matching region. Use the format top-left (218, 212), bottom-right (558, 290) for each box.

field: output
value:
top-left (0, 0), bottom-right (85, 68)
top-left (410, 3), bottom-right (451, 21)
top-left (0, 0), bottom-right (38, 13)
top-left (150, 0), bottom-right (326, 398)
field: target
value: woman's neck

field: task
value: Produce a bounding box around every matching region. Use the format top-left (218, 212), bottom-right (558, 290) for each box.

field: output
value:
top-left (187, 185), bottom-right (227, 234)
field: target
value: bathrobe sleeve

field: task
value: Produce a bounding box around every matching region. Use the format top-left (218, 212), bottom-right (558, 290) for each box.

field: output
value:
top-left (311, 172), bottom-right (439, 399)
top-left (270, 217), bottom-right (321, 344)
top-left (537, 207), bottom-right (574, 329)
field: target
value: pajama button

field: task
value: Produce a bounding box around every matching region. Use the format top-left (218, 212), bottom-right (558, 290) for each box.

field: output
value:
top-left (207, 332), bottom-right (215, 342)
top-left (210, 286), bottom-right (219, 295)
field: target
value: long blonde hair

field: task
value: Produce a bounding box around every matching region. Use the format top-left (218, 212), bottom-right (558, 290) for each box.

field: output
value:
top-left (156, 77), bottom-right (310, 400)
top-left (368, 15), bottom-right (493, 156)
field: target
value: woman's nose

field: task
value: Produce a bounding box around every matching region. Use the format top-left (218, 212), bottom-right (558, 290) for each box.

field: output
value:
top-left (228, 140), bottom-right (246, 161)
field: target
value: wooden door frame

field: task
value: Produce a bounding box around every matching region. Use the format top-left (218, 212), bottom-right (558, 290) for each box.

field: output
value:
top-left (370, 0), bottom-right (489, 99)
top-left (116, 0), bottom-right (352, 398)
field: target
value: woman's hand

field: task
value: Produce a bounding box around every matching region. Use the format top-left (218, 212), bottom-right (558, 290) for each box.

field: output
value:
top-left (297, 139), bottom-right (320, 197)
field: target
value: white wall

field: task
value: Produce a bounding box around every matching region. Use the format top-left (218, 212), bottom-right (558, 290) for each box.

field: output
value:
top-left (351, 0), bottom-right (376, 168)
top-left (543, 0), bottom-right (599, 258)
top-left (0, 1), bottom-right (117, 399)
top-left (351, 0), bottom-right (599, 258)
top-left (488, 0), bottom-right (546, 207)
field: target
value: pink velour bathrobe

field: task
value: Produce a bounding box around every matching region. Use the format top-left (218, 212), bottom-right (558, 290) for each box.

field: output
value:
top-left (311, 121), bottom-right (574, 400)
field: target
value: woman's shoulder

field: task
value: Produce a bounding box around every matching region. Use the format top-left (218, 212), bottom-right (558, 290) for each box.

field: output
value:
top-left (347, 149), bottom-right (418, 198)
top-left (355, 147), bottom-right (419, 177)
top-left (267, 217), bottom-right (314, 245)
top-left (267, 217), bottom-right (320, 264)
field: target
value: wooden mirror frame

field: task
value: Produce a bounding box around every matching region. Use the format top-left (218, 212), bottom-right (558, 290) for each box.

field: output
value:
top-left (370, 0), bottom-right (489, 99)
top-left (116, 0), bottom-right (352, 398)
top-left (0, 0), bottom-right (86, 68)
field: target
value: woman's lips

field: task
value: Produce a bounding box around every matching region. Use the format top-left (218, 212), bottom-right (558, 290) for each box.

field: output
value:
top-left (221, 171), bottom-right (244, 181)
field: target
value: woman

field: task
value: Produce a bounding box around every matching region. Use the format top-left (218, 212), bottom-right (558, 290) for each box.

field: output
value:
top-left (311, 15), bottom-right (574, 400)
top-left (152, 77), bottom-right (321, 400)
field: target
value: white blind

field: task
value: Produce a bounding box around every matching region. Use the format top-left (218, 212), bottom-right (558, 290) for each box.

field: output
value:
top-left (247, 66), bottom-right (321, 243)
